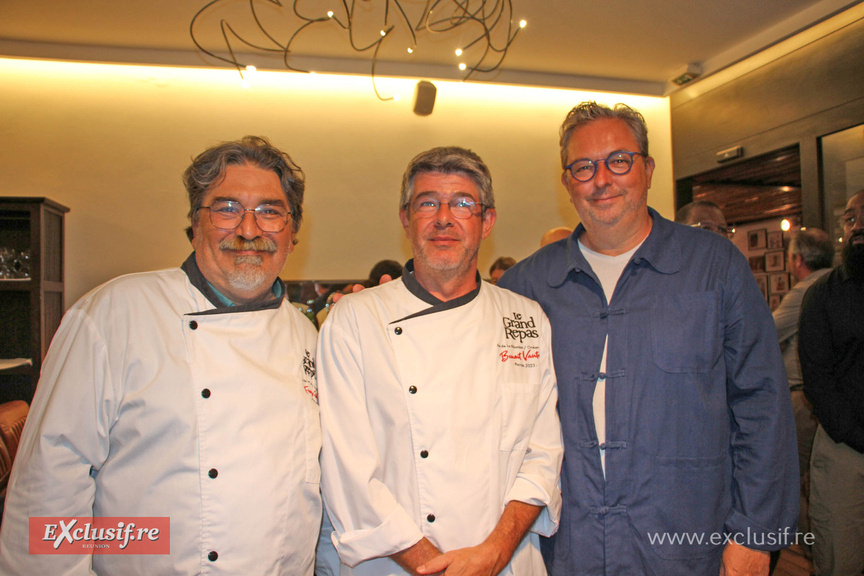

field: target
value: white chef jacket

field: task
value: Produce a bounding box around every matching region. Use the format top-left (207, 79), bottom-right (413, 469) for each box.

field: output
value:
top-left (0, 255), bottom-right (323, 576)
top-left (318, 265), bottom-right (562, 576)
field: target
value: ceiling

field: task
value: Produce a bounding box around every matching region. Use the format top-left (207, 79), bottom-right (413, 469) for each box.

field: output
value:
top-left (1, 0), bottom-right (861, 95)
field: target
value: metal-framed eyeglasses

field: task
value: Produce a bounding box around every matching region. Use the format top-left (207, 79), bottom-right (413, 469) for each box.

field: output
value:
top-left (199, 200), bottom-right (291, 233)
top-left (564, 150), bottom-right (646, 182)
top-left (410, 196), bottom-right (485, 219)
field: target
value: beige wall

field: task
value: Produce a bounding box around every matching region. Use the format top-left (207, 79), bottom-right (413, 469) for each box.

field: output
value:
top-left (0, 57), bottom-right (672, 307)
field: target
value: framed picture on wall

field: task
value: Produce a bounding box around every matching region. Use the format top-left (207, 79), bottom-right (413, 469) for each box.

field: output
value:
top-left (748, 229), bottom-right (767, 251)
top-left (749, 256), bottom-right (766, 273)
top-left (770, 273), bottom-right (790, 295)
top-left (765, 250), bottom-right (785, 272)
top-left (767, 231), bottom-right (784, 250)
top-left (755, 275), bottom-right (769, 300)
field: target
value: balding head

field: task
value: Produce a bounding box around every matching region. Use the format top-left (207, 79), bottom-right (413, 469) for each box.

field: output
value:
top-left (541, 227), bottom-right (573, 247)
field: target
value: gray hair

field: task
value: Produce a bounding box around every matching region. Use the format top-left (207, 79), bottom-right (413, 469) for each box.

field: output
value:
top-left (400, 146), bottom-right (495, 210)
top-left (559, 102), bottom-right (649, 169)
top-left (790, 228), bottom-right (834, 271)
top-left (183, 136), bottom-right (305, 234)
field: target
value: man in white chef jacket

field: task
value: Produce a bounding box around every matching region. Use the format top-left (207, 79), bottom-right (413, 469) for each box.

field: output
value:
top-left (0, 136), bottom-right (325, 575)
top-left (318, 146), bottom-right (563, 576)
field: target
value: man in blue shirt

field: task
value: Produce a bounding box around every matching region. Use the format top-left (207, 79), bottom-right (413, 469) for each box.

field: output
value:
top-left (499, 102), bottom-right (798, 576)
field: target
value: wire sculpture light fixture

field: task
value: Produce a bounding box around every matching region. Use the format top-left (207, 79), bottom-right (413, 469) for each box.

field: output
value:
top-left (190, 0), bottom-right (526, 100)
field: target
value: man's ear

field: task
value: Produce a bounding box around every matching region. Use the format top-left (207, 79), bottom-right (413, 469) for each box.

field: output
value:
top-left (481, 208), bottom-right (497, 239)
top-left (399, 208), bottom-right (410, 237)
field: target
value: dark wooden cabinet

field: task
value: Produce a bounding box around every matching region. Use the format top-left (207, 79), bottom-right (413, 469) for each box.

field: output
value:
top-left (0, 197), bottom-right (70, 404)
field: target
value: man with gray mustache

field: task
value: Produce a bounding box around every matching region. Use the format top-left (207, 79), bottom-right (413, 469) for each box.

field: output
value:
top-left (0, 136), bottom-right (326, 575)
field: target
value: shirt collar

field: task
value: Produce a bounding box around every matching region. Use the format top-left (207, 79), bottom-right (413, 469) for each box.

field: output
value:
top-left (393, 259), bottom-right (482, 322)
top-left (547, 207), bottom-right (681, 286)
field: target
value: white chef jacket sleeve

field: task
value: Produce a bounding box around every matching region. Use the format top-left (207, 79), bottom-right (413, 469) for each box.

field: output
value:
top-left (503, 310), bottom-right (563, 537)
top-left (317, 302), bottom-right (424, 567)
top-left (0, 307), bottom-right (116, 576)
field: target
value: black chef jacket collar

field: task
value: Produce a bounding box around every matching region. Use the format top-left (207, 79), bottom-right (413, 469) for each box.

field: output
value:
top-left (182, 252), bottom-right (285, 315)
top-left (394, 259), bottom-right (482, 323)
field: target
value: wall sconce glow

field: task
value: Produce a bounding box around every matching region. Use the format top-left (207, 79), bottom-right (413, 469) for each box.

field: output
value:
top-left (780, 219), bottom-right (791, 231)
top-left (458, 63), bottom-right (467, 71)
top-left (519, 20), bottom-right (527, 28)
top-left (455, 48), bottom-right (463, 56)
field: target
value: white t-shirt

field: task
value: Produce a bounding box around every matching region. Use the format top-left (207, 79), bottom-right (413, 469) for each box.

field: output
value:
top-left (579, 239), bottom-right (642, 475)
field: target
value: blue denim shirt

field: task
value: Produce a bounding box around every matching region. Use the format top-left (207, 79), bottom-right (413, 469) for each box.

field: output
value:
top-left (499, 209), bottom-right (798, 576)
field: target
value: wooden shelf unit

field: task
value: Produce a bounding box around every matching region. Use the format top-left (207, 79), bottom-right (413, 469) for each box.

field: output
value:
top-left (0, 197), bottom-right (69, 404)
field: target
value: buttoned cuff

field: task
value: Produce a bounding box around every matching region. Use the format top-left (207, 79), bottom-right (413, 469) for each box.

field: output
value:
top-left (331, 505), bottom-right (424, 568)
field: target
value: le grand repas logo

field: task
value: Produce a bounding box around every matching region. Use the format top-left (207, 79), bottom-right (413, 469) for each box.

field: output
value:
top-left (502, 312), bottom-right (539, 343)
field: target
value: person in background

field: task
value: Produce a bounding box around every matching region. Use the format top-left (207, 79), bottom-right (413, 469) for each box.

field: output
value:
top-left (365, 259), bottom-right (403, 287)
top-left (489, 256), bottom-right (516, 285)
top-left (0, 136), bottom-right (326, 575)
top-left (772, 227), bottom-right (834, 554)
top-left (540, 227), bottom-right (572, 248)
top-left (499, 101), bottom-right (798, 576)
top-left (318, 146), bottom-right (562, 576)
top-left (675, 199), bottom-right (734, 239)
top-left (799, 190), bottom-right (864, 576)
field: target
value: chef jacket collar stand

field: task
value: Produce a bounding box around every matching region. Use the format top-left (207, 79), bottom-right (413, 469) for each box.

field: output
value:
top-left (181, 252), bottom-right (286, 315)
top-left (395, 259), bottom-right (482, 323)
top-left (545, 207), bottom-right (683, 288)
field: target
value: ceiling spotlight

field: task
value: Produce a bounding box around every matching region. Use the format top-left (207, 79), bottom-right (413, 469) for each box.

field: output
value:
top-left (455, 48), bottom-right (463, 56)
top-left (380, 29), bottom-right (386, 36)
top-left (407, 47), bottom-right (414, 54)
top-left (519, 20), bottom-right (527, 28)
top-left (245, 65), bottom-right (257, 75)
top-left (781, 219), bottom-right (791, 232)
top-left (458, 63), bottom-right (467, 71)
top-left (327, 11), bottom-right (334, 18)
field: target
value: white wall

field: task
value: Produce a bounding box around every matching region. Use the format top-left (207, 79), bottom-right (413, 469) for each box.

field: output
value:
top-left (0, 57), bottom-right (672, 306)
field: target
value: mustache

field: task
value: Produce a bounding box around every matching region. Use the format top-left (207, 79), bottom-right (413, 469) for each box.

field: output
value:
top-left (219, 237), bottom-right (278, 253)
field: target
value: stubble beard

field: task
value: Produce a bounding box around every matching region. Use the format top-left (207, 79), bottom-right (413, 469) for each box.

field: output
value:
top-left (413, 240), bottom-right (478, 282)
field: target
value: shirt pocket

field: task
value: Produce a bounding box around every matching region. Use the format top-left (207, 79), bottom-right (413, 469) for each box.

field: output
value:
top-left (650, 292), bottom-right (720, 374)
top-left (645, 453), bottom-right (727, 560)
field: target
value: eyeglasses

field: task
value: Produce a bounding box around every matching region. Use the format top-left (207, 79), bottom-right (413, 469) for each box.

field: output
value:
top-left (564, 150), bottom-right (646, 182)
top-left (411, 197), bottom-right (485, 219)
top-left (199, 200), bottom-right (291, 233)
top-left (839, 208), bottom-right (864, 230)
top-left (690, 222), bottom-right (735, 239)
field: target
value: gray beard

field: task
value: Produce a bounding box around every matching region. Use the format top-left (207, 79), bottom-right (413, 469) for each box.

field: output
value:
top-left (225, 255), bottom-right (269, 292)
